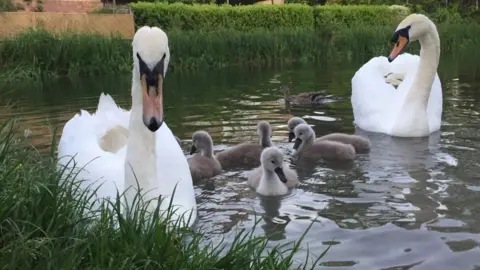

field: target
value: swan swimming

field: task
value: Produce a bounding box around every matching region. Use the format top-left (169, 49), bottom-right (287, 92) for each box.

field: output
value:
top-left (351, 13), bottom-right (443, 137)
top-left (57, 26), bottom-right (197, 227)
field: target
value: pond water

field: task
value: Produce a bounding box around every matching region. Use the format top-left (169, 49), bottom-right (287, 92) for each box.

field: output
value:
top-left (2, 55), bottom-right (480, 269)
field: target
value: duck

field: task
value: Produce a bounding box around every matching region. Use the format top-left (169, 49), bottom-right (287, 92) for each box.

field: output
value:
top-left (351, 13), bottom-right (443, 137)
top-left (215, 120), bottom-right (272, 169)
top-left (56, 26), bottom-right (197, 228)
top-left (279, 85), bottom-right (335, 105)
top-left (293, 123), bottom-right (356, 162)
top-left (188, 130), bottom-right (222, 182)
top-left (287, 116), bottom-right (371, 153)
top-left (247, 146), bottom-right (298, 196)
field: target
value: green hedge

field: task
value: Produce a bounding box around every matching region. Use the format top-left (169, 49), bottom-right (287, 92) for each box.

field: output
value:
top-left (130, 3), bottom-right (409, 31)
top-left (314, 5), bottom-right (409, 28)
top-left (130, 3), bottom-right (315, 31)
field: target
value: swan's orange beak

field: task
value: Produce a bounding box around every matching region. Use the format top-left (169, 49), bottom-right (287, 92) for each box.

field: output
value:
top-left (141, 74), bottom-right (163, 132)
top-left (388, 35), bottom-right (408, 63)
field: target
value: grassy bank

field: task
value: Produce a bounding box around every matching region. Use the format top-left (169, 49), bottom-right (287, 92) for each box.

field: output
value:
top-left (1, 23), bottom-right (480, 82)
top-left (0, 118), bottom-right (327, 268)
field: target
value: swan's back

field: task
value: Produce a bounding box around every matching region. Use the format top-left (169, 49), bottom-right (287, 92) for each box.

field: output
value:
top-left (317, 133), bottom-right (371, 154)
top-left (351, 53), bottom-right (442, 134)
top-left (215, 143), bottom-right (264, 169)
top-left (247, 166), bottom-right (263, 189)
top-left (188, 154), bottom-right (222, 182)
top-left (298, 140), bottom-right (356, 162)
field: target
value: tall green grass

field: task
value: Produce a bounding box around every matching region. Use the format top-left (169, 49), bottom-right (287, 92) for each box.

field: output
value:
top-left (0, 117), bottom-right (329, 268)
top-left (1, 23), bottom-right (480, 82)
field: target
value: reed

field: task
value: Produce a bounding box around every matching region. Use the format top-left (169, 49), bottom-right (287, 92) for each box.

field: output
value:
top-left (1, 24), bottom-right (480, 82)
top-left (0, 117), bottom-right (328, 269)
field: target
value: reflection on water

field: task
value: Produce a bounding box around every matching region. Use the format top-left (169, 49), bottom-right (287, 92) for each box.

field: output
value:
top-left (2, 56), bottom-right (480, 269)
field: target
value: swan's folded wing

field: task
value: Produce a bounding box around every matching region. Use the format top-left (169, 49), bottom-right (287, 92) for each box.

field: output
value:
top-left (351, 56), bottom-right (398, 133)
top-left (57, 99), bottom-right (126, 210)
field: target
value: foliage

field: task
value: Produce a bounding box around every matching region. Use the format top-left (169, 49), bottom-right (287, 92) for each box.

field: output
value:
top-left (1, 23), bottom-right (480, 82)
top-left (0, 117), bottom-right (329, 269)
top-left (0, 29), bottom-right (132, 80)
top-left (0, 0), bottom-right (21, 11)
top-left (314, 4), bottom-right (409, 28)
top-left (130, 3), bottom-right (315, 31)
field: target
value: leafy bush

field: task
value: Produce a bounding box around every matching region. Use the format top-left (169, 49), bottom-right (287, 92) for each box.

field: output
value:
top-left (130, 3), bottom-right (315, 31)
top-left (130, 3), bottom-right (414, 31)
top-left (0, 0), bottom-right (18, 11)
top-left (314, 4), bottom-right (409, 28)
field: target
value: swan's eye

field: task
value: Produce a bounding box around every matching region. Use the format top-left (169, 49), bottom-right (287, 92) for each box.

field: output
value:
top-left (300, 133), bottom-right (303, 136)
top-left (271, 160), bottom-right (275, 164)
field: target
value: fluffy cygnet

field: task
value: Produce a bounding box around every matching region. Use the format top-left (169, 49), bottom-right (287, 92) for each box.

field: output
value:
top-left (247, 146), bottom-right (298, 196)
top-left (188, 130), bottom-right (222, 182)
top-left (293, 124), bottom-right (356, 162)
top-left (215, 120), bottom-right (272, 169)
top-left (287, 116), bottom-right (371, 153)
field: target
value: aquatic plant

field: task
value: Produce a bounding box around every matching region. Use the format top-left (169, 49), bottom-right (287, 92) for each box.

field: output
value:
top-left (0, 117), bottom-right (329, 268)
top-left (1, 23), bottom-right (480, 82)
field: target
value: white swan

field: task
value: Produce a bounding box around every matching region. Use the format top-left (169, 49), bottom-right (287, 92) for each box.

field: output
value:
top-left (57, 26), bottom-right (197, 227)
top-left (351, 13), bottom-right (443, 137)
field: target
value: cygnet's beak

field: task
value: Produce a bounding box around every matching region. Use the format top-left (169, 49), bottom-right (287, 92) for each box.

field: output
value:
top-left (293, 138), bottom-right (302, 150)
top-left (190, 145), bottom-right (197, 155)
top-left (288, 131), bottom-right (295, 142)
top-left (274, 167), bottom-right (287, 183)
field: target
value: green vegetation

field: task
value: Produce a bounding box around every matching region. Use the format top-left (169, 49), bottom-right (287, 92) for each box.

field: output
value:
top-left (130, 3), bottom-right (407, 31)
top-left (2, 22), bottom-right (480, 82)
top-left (1, 3), bottom-right (480, 82)
top-left (0, 117), bottom-right (328, 268)
top-left (0, 0), bottom-right (23, 11)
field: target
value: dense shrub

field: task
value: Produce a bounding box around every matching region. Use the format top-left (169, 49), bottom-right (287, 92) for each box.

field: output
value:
top-left (130, 3), bottom-right (315, 31)
top-left (131, 3), bottom-right (413, 31)
top-left (314, 4), bottom-right (409, 28)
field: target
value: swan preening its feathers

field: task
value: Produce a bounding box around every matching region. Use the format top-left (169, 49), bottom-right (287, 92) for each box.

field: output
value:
top-left (351, 13), bottom-right (443, 137)
top-left (57, 26), bottom-right (197, 227)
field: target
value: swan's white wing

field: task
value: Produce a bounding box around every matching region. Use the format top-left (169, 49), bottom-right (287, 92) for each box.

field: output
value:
top-left (351, 53), bottom-right (442, 135)
top-left (155, 122), bottom-right (197, 227)
top-left (57, 94), bottom-right (128, 210)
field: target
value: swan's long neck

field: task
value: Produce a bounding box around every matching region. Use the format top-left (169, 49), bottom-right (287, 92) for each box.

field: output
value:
top-left (260, 131), bottom-right (272, 147)
top-left (391, 24), bottom-right (440, 137)
top-left (203, 142), bottom-right (214, 158)
top-left (407, 28), bottom-right (440, 106)
top-left (124, 70), bottom-right (159, 207)
top-left (298, 130), bottom-right (316, 153)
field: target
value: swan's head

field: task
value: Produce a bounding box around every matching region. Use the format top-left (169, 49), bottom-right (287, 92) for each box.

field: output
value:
top-left (293, 123), bottom-right (313, 150)
top-left (256, 120), bottom-right (272, 138)
top-left (388, 13), bottom-right (435, 62)
top-left (287, 117), bottom-right (307, 142)
top-left (132, 26), bottom-right (171, 132)
top-left (190, 130), bottom-right (213, 155)
top-left (261, 147), bottom-right (287, 183)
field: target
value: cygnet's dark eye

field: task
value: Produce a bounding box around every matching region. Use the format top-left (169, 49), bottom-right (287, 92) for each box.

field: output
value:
top-left (300, 133), bottom-right (303, 136)
top-left (271, 160), bottom-right (275, 164)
